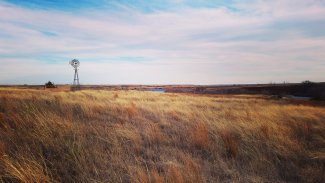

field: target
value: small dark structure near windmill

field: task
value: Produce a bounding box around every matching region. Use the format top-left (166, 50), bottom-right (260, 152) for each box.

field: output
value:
top-left (69, 59), bottom-right (80, 91)
top-left (45, 81), bottom-right (56, 88)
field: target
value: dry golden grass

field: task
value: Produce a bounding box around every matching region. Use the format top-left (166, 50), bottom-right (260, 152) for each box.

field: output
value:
top-left (0, 88), bottom-right (324, 183)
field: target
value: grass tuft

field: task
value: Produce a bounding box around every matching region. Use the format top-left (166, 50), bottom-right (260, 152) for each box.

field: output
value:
top-left (191, 122), bottom-right (209, 150)
top-left (218, 128), bottom-right (238, 158)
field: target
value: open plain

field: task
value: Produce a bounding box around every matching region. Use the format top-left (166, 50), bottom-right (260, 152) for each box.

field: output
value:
top-left (0, 87), bottom-right (324, 183)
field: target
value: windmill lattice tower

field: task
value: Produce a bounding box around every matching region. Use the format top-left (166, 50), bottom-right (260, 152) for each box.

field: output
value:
top-left (69, 59), bottom-right (80, 87)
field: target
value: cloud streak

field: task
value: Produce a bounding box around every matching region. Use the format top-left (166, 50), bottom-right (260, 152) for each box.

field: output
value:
top-left (0, 0), bottom-right (324, 84)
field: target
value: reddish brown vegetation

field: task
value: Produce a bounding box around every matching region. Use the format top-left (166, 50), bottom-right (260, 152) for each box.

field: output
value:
top-left (218, 128), bottom-right (238, 158)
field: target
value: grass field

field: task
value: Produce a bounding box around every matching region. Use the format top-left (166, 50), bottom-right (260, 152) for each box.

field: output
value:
top-left (0, 88), bottom-right (324, 183)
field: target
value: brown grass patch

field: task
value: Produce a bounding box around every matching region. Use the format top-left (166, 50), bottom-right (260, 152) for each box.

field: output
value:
top-left (218, 128), bottom-right (239, 158)
top-left (125, 102), bottom-right (138, 118)
top-left (260, 124), bottom-right (270, 138)
top-left (166, 164), bottom-right (184, 183)
top-left (151, 169), bottom-right (164, 183)
top-left (0, 112), bottom-right (7, 129)
top-left (0, 141), bottom-right (5, 156)
top-left (180, 155), bottom-right (203, 182)
top-left (130, 167), bottom-right (149, 183)
top-left (167, 111), bottom-right (181, 121)
top-left (191, 122), bottom-right (209, 150)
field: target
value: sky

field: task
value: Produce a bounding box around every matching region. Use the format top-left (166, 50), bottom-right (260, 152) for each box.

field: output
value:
top-left (0, 0), bottom-right (324, 85)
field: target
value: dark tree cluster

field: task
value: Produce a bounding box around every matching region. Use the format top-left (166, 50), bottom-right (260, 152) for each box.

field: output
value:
top-left (45, 81), bottom-right (56, 88)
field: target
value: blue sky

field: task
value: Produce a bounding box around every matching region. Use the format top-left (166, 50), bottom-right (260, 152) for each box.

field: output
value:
top-left (5, 0), bottom-right (236, 11)
top-left (0, 0), bottom-right (324, 84)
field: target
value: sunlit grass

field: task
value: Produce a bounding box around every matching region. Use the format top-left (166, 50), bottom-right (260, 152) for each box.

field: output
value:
top-left (0, 89), bottom-right (324, 182)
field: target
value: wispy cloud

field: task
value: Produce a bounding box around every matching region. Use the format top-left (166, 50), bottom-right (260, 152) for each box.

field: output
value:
top-left (0, 0), bottom-right (324, 84)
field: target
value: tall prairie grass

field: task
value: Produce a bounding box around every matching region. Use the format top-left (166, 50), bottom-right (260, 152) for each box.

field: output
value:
top-left (0, 88), bottom-right (324, 182)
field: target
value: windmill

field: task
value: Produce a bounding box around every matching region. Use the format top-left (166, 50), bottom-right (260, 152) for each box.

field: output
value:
top-left (69, 59), bottom-right (80, 88)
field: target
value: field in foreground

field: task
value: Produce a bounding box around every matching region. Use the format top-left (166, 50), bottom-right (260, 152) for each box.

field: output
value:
top-left (0, 89), bottom-right (324, 183)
